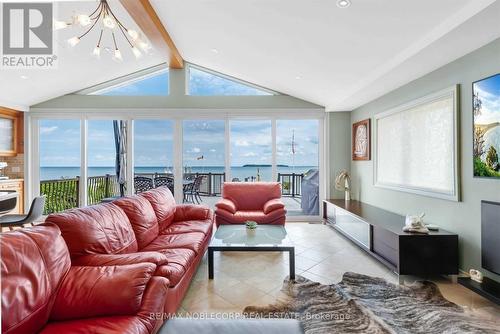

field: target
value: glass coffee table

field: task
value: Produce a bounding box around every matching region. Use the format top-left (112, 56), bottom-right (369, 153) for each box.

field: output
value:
top-left (208, 225), bottom-right (295, 280)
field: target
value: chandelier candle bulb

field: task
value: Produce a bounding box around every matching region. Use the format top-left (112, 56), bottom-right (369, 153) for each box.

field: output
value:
top-left (127, 29), bottom-right (139, 41)
top-left (132, 47), bottom-right (141, 58)
top-left (103, 15), bottom-right (116, 29)
top-left (114, 49), bottom-right (123, 61)
top-left (67, 37), bottom-right (80, 47)
top-left (53, 20), bottom-right (69, 30)
top-left (77, 14), bottom-right (91, 27)
top-left (93, 46), bottom-right (101, 57)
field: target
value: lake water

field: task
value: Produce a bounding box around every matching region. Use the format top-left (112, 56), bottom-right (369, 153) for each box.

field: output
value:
top-left (40, 166), bottom-right (317, 181)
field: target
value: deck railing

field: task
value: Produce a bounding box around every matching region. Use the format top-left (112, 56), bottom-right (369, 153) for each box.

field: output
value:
top-left (40, 172), bottom-right (299, 214)
top-left (277, 173), bottom-right (304, 197)
top-left (40, 178), bottom-right (80, 214)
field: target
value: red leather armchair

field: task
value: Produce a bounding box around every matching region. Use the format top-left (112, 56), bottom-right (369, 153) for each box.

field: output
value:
top-left (215, 182), bottom-right (286, 226)
top-left (1, 223), bottom-right (169, 334)
top-left (45, 186), bottom-right (214, 316)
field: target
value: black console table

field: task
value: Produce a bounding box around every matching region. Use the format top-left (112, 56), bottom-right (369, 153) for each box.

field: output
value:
top-left (323, 200), bottom-right (458, 282)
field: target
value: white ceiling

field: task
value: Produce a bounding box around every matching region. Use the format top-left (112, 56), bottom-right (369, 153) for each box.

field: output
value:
top-left (0, 0), bottom-right (164, 110)
top-left (152, 0), bottom-right (500, 111)
top-left (1, 0), bottom-right (499, 111)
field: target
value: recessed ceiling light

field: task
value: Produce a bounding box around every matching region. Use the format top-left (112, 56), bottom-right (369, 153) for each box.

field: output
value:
top-left (20, 75), bottom-right (28, 79)
top-left (211, 48), bottom-right (219, 54)
top-left (295, 76), bottom-right (301, 80)
top-left (336, 0), bottom-right (351, 8)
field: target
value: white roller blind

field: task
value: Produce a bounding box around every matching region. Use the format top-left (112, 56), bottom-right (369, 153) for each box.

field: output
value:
top-left (374, 86), bottom-right (459, 201)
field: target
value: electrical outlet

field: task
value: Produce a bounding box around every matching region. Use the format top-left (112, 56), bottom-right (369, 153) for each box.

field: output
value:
top-left (12, 167), bottom-right (21, 173)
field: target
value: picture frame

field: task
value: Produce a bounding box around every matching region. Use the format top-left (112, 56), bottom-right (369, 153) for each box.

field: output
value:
top-left (352, 119), bottom-right (370, 160)
top-left (472, 73), bottom-right (500, 179)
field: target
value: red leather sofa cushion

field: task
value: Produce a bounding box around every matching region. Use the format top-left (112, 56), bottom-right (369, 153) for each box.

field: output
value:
top-left (51, 263), bottom-right (157, 320)
top-left (142, 232), bottom-right (206, 255)
top-left (162, 219), bottom-right (213, 235)
top-left (45, 203), bottom-right (138, 258)
top-left (114, 195), bottom-right (159, 248)
top-left (140, 186), bottom-right (176, 231)
top-left (40, 276), bottom-right (169, 334)
top-left (1, 224), bottom-right (71, 334)
top-left (221, 182), bottom-right (281, 210)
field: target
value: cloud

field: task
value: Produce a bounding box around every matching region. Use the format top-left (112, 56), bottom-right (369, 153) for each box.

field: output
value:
top-left (210, 149), bottom-right (217, 152)
top-left (242, 152), bottom-right (257, 157)
top-left (190, 147), bottom-right (201, 153)
top-left (40, 126), bottom-right (58, 134)
top-left (234, 139), bottom-right (250, 147)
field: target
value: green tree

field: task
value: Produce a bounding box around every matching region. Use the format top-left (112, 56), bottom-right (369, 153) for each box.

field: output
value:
top-left (486, 146), bottom-right (498, 169)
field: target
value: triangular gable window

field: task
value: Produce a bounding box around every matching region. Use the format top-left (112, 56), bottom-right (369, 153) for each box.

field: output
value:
top-left (86, 69), bottom-right (169, 96)
top-left (188, 66), bottom-right (274, 96)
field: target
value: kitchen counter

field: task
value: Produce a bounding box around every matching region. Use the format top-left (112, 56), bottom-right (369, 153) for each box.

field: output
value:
top-left (0, 179), bottom-right (24, 214)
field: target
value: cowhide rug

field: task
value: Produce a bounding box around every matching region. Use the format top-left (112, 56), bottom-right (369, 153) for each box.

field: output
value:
top-left (243, 272), bottom-right (500, 334)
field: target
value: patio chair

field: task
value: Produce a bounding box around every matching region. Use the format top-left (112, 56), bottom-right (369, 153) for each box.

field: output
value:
top-left (134, 176), bottom-right (154, 194)
top-left (184, 175), bottom-right (205, 204)
top-left (154, 176), bottom-right (175, 195)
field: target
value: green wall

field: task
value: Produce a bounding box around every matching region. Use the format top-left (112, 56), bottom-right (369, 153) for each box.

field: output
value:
top-left (350, 38), bottom-right (500, 280)
top-left (328, 112), bottom-right (351, 199)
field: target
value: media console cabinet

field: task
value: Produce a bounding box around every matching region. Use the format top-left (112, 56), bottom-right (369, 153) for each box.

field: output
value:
top-left (323, 199), bottom-right (458, 282)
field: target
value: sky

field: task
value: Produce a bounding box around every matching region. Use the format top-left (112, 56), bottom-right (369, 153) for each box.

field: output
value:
top-left (474, 74), bottom-right (500, 124)
top-left (39, 68), bottom-right (318, 168)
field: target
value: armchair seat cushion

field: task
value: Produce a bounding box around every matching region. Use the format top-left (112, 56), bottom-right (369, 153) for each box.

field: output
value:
top-left (142, 233), bottom-right (206, 255)
top-left (216, 208), bottom-right (286, 225)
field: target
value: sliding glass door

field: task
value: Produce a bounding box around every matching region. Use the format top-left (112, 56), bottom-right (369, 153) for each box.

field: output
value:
top-left (133, 120), bottom-right (174, 195)
top-left (277, 120), bottom-right (320, 216)
top-left (183, 120), bottom-right (225, 208)
top-left (230, 120), bottom-right (272, 182)
top-left (39, 120), bottom-right (81, 214)
top-left (34, 114), bottom-right (323, 219)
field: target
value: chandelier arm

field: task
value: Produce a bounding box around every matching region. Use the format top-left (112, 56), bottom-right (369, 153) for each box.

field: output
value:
top-left (107, 4), bottom-right (128, 31)
top-left (117, 24), bottom-right (133, 47)
top-left (112, 32), bottom-right (119, 50)
top-left (96, 29), bottom-right (104, 47)
top-left (78, 14), bottom-right (101, 40)
top-left (88, 1), bottom-right (103, 20)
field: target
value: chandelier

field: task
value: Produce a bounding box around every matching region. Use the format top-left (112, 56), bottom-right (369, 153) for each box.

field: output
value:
top-left (54, 0), bottom-right (150, 60)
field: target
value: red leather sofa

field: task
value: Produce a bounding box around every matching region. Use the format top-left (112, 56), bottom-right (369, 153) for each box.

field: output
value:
top-left (1, 223), bottom-right (169, 334)
top-left (215, 182), bottom-right (286, 226)
top-left (45, 186), bottom-right (214, 316)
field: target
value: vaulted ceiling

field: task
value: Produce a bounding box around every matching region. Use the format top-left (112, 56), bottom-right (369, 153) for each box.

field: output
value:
top-left (1, 0), bottom-right (499, 111)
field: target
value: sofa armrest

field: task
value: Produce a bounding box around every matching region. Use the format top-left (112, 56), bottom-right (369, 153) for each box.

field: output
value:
top-left (215, 199), bottom-right (237, 214)
top-left (263, 199), bottom-right (285, 214)
top-left (51, 263), bottom-right (157, 321)
top-left (72, 252), bottom-right (169, 267)
top-left (138, 276), bottom-right (171, 330)
top-left (174, 204), bottom-right (212, 222)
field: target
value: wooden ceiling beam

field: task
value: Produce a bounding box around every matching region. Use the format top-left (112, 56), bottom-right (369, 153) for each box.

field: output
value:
top-left (119, 0), bottom-right (184, 69)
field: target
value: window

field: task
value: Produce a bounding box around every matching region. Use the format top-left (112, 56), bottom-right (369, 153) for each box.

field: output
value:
top-left (87, 120), bottom-right (127, 204)
top-left (188, 66), bottom-right (273, 96)
top-left (39, 120), bottom-right (81, 214)
top-left (374, 86), bottom-right (459, 201)
top-left (83, 69), bottom-right (169, 96)
top-left (183, 120), bottom-right (226, 208)
top-left (230, 120), bottom-right (272, 181)
top-left (134, 120), bottom-right (174, 195)
top-left (277, 120), bottom-right (319, 215)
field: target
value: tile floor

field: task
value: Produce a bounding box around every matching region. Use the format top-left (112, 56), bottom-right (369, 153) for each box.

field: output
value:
top-left (179, 222), bottom-right (500, 321)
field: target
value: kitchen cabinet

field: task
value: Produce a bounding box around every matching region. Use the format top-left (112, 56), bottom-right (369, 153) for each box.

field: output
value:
top-left (0, 108), bottom-right (23, 156)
